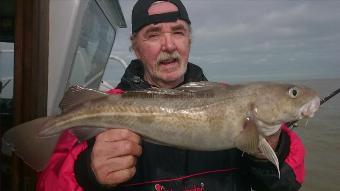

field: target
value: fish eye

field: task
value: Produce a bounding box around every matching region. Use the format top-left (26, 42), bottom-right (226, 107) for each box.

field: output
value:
top-left (288, 87), bottom-right (299, 98)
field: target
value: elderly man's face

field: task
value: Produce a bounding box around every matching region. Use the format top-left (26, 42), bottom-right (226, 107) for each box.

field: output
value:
top-left (133, 2), bottom-right (191, 88)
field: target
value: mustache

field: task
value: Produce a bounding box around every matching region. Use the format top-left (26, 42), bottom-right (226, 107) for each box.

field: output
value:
top-left (156, 51), bottom-right (181, 64)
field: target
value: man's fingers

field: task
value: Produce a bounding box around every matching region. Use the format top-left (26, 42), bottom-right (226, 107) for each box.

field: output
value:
top-left (91, 128), bottom-right (142, 186)
top-left (92, 155), bottom-right (138, 174)
top-left (93, 140), bottom-right (142, 158)
top-left (96, 167), bottom-right (137, 187)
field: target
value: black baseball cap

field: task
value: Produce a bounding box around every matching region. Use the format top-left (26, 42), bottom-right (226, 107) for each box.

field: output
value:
top-left (131, 0), bottom-right (191, 33)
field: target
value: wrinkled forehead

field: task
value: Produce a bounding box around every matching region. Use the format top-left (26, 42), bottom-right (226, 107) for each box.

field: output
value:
top-left (138, 19), bottom-right (190, 38)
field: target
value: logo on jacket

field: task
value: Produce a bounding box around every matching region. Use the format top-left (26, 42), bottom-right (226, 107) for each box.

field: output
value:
top-left (154, 184), bottom-right (171, 191)
top-left (154, 183), bottom-right (204, 191)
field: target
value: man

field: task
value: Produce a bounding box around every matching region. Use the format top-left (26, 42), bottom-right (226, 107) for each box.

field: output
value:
top-left (37, 0), bottom-right (305, 190)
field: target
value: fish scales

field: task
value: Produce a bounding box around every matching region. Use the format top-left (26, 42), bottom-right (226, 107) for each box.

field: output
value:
top-left (40, 90), bottom-right (248, 150)
top-left (57, 97), bottom-right (235, 150)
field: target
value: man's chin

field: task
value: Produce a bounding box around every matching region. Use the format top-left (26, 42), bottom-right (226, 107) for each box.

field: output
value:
top-left (159, 73), bottom-right (185, 85)
top-left (160, 64), bottom-right (186, 76)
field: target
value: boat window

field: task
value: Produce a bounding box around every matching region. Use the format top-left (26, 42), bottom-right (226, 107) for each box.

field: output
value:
top-left (67, 0), bottom-right (116, 89)
top-left (0, 42), bottom-right (13, 133)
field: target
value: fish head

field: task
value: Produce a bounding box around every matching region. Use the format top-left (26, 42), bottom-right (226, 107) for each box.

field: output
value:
top-left (251, 83), bottom-right (320, 134)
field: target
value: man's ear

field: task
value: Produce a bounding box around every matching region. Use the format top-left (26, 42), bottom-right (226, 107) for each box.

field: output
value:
top-left (131, 41), bottom-right (141, 59)
top-left (130, 34), bottom-right (140, 58)
top-left (133, 47), bottom-right (141, 59)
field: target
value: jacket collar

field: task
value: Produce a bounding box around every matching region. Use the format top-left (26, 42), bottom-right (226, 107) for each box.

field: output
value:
top-left (116, 59), bottom-right (207, 91)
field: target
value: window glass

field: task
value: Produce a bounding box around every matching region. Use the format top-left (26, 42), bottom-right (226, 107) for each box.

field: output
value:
top-left (0, 42), bottom-right (14, 130)
top-left (68, 0), bottom-right (116, 89)
top-left (0, 42), bottom-right (13, 191)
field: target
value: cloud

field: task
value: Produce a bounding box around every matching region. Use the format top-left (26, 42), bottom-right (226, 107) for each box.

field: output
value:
top-left (111, 0), bottom-right (340, 82)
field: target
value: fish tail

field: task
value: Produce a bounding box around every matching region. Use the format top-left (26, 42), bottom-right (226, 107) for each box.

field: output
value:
top-left (2, 117), bottom-right (60, 171)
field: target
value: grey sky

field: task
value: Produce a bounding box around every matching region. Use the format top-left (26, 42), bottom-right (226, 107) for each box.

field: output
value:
top-left (109, 0), bottom-right (340, 83)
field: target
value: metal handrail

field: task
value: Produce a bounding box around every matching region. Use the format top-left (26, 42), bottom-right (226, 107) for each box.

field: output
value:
top-left (109, 55), bottom-right (128, 69)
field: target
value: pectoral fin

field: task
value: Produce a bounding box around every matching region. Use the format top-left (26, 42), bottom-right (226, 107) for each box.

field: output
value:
top-left (235, 118), bottom-right (280, 179)
top-left (235, 117), bottom-right (259, 153)
top-left (258, 136), bottom-right (280, 179)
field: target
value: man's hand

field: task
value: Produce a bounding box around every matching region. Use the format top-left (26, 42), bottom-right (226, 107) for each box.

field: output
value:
top-left (91, 129), bottom-right (142, 187)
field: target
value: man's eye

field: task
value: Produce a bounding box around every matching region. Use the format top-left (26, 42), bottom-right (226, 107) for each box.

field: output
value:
top-left (147, 33), bottom-right (160, 39)
top-left (174, 31), bottom-right (185, 36)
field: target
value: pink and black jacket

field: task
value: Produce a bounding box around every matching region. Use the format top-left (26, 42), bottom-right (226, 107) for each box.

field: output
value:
top-left (36, 60), bottom-right (305, 191)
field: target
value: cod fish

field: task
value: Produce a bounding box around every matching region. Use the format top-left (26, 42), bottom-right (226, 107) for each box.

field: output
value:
top-left (2, 81), bottom-right (320, 178)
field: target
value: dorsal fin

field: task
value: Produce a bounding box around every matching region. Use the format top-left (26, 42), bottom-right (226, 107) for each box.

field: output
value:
top-left (122, 88), bottom-right (190, 98)
top-left (175, 81), bottom-right (228, 92)
top-left (176, 81), bottom-right (229, 97)
top-left (59, 85), bottom-right (108, 111)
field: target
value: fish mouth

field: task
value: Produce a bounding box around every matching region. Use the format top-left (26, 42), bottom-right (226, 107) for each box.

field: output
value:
top-left (298, 97), bottom-right (320, 119)
top-left (255, 96), bottom-right (320, 136)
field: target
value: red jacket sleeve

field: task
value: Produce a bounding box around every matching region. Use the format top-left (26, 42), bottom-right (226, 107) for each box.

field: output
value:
top-left (282, 124), bottom-right (305, 184)
top-left (36, 130), bottom-right (88, 191)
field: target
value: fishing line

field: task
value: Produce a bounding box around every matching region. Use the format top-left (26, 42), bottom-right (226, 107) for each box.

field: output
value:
top-left (320, 88), bottom-right (340, 105)
top-left (303, 119), bottom-right (309, 128)
top-left (288, 87), bottom-right (340, 129)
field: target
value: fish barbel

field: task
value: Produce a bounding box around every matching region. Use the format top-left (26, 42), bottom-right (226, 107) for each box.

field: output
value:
top-left (2, 81), bottom-right (320, 177)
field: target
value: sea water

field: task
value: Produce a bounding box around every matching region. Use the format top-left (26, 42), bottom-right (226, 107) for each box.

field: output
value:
top-left (290, 78), bottom-right (340, 191)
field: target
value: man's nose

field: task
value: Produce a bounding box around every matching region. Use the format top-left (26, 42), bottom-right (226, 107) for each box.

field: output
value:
top-left (161, 33), bottom-right (176, 52)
